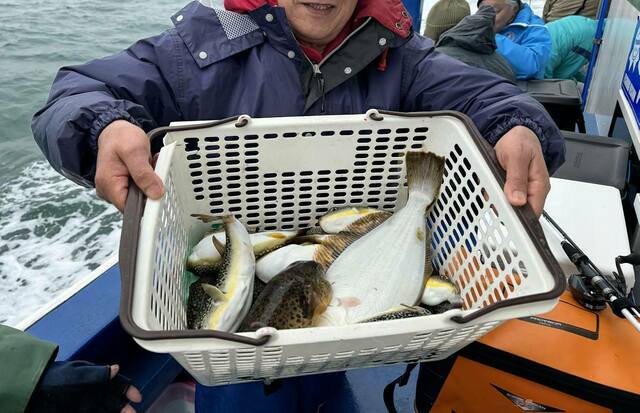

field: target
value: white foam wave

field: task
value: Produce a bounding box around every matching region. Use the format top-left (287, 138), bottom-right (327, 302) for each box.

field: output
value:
top-left (0, 161), bottom-right (121, 326)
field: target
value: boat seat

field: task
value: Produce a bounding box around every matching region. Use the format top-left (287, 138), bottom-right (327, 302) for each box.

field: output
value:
top-left (552, 131), bottom-right (631, 191)
top-left (518, 79), bottom-right (586, 133)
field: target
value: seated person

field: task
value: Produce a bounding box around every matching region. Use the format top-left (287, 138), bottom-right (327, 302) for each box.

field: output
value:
top-left (479, 0), bottom-right (552, 80)
top-left (545, 15), bottom-right (598, 81)
top-left (423, 0), bottom-right (471, 43)
top-left (436, 5), bottom-right (516, 82)
top-left (543, 0), bottom-right (601, 23)
top-left (0, 325), bottom-right (140, 413)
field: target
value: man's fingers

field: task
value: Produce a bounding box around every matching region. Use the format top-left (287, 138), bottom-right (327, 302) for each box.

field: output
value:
top-left (96, 175), bottom-right (129, 212)
top-left (111, 364), bottom-right (142, 412)
top-left (495, 126), bottom-right (550, 217)
top-left (109, 365), bottom-right (119, 379)
top-left (121, 405), bottom-right (136, 413)
top-left (502, 151), bottom-right (529, 207)
top-left (527, 181), bottom-right (547, 217)
top-left (122, 147), bottom-right (164, 200)
top-left (126, 385), bottom-right (143, 403)
top-left (526, 153), bottom-right (551, 218)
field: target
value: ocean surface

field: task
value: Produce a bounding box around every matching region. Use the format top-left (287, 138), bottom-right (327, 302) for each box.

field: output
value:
top-left (0, 0), bottom-right (223, 326)
top-left (0, 0), bottom-right (544, 327)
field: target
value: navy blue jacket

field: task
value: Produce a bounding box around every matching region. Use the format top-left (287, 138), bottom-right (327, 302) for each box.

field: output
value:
top-left (32, 1), bottom-right (564, 187)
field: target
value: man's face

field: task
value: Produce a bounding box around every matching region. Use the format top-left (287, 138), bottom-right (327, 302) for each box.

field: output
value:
top-left (278, 0), bottom-right (358, 49)
top-left (481, 0), bottom-right (518, 32)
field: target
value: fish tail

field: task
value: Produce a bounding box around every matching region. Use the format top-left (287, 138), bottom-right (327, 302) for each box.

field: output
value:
top-left (311, 233), bottom-right (361, 269)
top-left (406, 151), bottom-right (445, 205)
top-left (343, 211), bottom-right (391, 235)
top-left (313, 245), bottom-right (334, 271)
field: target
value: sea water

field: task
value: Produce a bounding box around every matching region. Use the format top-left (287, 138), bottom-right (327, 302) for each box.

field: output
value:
top-left (0, 0), bottom-right (223, 326)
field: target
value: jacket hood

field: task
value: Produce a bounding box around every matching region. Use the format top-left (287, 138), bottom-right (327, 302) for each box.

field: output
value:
top-left (224, 0), bottom-right (412, 38)
top-left (436, 5), bottom-right (497, 54)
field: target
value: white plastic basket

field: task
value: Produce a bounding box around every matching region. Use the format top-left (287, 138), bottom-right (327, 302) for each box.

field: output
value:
top-left (119, 110), bottom-right (563, 386)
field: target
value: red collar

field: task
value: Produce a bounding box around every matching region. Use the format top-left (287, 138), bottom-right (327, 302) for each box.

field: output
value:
top-left (224, 0), bottom-right (412, 63)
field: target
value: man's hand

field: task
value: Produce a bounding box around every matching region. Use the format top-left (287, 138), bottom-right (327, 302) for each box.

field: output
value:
top-left (111, 365), bottom-right (142, 413)
top-left (494, 126), bottom-right (550, 217)
top-left (96, 120), bottom-right (164, 211)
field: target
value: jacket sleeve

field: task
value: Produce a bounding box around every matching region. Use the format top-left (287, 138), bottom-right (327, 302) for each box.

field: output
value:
top-left (496, 26), bottom-right (552, 80)
top-left (542, 0), bottom-right (555, 22)
top-left (31, 30), bottom-right (182, 187)
top-left (0, 325), bottom-right (58, 413)
top-left (544, 47), bottom-right (562, 79)
top-left (402, 45), bottom-right (565, 174)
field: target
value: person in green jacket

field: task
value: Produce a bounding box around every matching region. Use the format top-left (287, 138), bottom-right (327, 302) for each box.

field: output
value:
top-left (544, 15), bottom-right (598, 81)
top-left (0, 325), bottom-right (141, 413)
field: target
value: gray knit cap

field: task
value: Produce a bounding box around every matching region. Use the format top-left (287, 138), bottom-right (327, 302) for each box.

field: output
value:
top-left (424, 0), bottom-right (471, 43)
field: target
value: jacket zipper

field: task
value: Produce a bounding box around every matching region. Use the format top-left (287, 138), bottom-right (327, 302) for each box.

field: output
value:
top-left (313, 64), bottom-right (326, 113)
top-left (303, 18), bottom-right (372, 114)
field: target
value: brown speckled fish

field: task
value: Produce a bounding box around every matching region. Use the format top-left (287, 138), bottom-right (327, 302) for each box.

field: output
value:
top-left (239, 261), bottom-right (332, 331)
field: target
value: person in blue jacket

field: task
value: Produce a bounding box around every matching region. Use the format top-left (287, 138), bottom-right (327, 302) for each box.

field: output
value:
top-left (31, 0), bottom-right (564, 411)
top-left (479, 0), bottom-right (552, 79)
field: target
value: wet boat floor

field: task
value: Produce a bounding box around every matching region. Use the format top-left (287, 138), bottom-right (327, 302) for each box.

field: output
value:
top-left (193, 364), bottom-right (418, 412)
top-left (339, 364), bottom-right (418, 412)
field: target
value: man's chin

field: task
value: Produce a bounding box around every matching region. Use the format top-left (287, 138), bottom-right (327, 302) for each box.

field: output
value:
top-left (294, 26), bottom-right (339, 48)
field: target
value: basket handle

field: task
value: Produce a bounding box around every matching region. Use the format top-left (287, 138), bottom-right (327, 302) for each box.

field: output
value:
top-left (374, 110), bottom-right (566, 324)
top-left (118, 116), bottom-right (271, 346)
top-left (146, 115), bottom-right (250, 155)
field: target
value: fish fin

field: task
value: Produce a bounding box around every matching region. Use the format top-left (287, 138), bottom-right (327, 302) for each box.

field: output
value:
top-left (342, 211), bottom-right (392, 235)
top-left (201, 284), bottom-right (227, 302)
top-left (316, 306), bottom-right (347, 326)
top-left (290, 234), bottom-right (328, 244)
top-left (244, 321), bottom-right (268, 332)
top-left (301, 226), bottom-right (325, 236)
top-left (265, 229), bottom-right (307, 242)
top-left (211, 235), bottom-right (225, 256)
top-left (449, 295), bottom-right (465, 307)
top-left (191, 213), bottom-right (235, 224)
top-left (191, 213), bottom-right (221, 223)
top-left (336, 296), bottom-right (361, 308)
top-left (399, 304), bottom-right (426, 313)
top-left (255, 327), bottom-right (277, 338)
top-left (221, 215), bottom-right (235, 224)
top-left (405, 151), bottom-right (445, 204)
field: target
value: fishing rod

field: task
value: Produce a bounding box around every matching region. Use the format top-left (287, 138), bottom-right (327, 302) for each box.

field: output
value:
top-left (542, 211), bottom-right (640, 334)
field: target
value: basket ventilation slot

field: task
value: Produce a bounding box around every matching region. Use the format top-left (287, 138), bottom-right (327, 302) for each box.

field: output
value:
top-left (182, 128), bottom-right (431, 231)
top-left (426, 144), bottom-right (531, 312)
